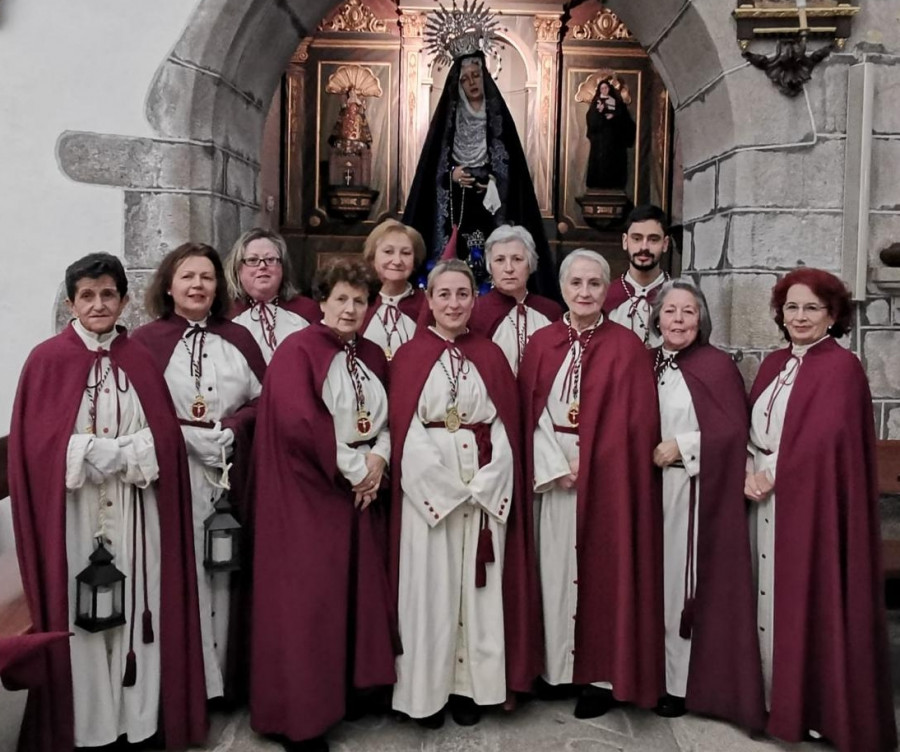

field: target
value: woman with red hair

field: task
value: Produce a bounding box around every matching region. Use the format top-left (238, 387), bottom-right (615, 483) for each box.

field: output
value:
top-left (745, 267), bottom-right (895, 751)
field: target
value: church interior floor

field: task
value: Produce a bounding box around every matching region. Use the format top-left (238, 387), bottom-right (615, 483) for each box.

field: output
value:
top-left (4, 612), bottom-right (900, 752)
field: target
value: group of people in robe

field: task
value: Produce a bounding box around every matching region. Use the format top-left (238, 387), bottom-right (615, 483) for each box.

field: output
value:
top-left (8, 203), bottom-right (897, 752)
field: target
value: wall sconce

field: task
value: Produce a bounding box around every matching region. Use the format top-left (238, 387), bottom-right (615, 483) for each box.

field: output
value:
top-left (734, 1), bottom-right (859, 97)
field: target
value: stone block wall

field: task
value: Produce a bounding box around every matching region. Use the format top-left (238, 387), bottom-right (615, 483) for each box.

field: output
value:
top-left (607, 0), bottom-right (900, 438)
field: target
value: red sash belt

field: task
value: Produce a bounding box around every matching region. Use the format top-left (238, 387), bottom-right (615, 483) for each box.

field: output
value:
top-left (551, 423), bottom-right (579, 435)
top-left (422, 419), bottom-right (495, 588)
top-left (423, 420), bottom-right (493, 468)
top-left (177, 418), bottom-right (216, 429)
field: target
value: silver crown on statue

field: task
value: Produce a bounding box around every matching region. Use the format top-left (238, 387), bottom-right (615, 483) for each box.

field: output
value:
top-left (424, 0), bottom-right (503, 69)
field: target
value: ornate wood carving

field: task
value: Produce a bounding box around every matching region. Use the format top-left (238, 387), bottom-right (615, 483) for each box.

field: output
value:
top-left (399, 11), bottom-right (427, 39)
top-left (570, 8), bottom-right (634, 42)
top-left (291, 37), bottom-right (312, 64)
top-left (534, 16), bottom-right (562, 44)
top-left (319, 0), bottom-right (388, 34)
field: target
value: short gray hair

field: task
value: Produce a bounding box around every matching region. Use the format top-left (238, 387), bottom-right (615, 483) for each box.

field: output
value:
top-left (484, 225), bottom-right (538, 274)
top-left (558, 249), bottom-right (610, 287)
top-left (649, 277), bottom-right (712, 346)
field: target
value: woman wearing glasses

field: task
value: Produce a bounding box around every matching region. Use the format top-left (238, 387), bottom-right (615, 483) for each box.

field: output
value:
top-left (134, 243), bottom-right (266, 705)
top-left (745, 267), bottom-right (895, 751)
top-left (225, 228), bottom-right (321, 363)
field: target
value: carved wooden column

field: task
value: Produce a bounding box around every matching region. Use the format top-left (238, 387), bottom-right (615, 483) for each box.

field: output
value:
top-left (533, 15), bottom-right (562, 217)
top-left (398, 11), bottom-right (427, 212)
top-left (283, 37), bottom-right (312, 228)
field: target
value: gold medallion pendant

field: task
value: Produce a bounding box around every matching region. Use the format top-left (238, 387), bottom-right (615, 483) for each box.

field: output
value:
top-left (383, 346), bottom-right (392, 361)
top-left (356, 409), bottom-right (372, 437)
top-left (191, 395), bottom-right (208, 420)
top-left (567, 401), bottom-right (580, 427)
top-left (445, 404), bottom-right (462, 433)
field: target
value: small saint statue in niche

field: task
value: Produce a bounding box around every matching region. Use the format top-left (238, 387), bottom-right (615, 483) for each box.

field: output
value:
top-left (583, 76), bottom-right (635, 191)
top-left (324, 65), bottom-right (382, 221)
top-left (574, 71), bottom-right (636, 229)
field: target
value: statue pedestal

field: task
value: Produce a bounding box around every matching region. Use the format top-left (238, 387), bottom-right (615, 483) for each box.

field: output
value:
top-left (326, 186), bottom-right (379, 223)
top-left (576, 189), bottom-right (631, 230)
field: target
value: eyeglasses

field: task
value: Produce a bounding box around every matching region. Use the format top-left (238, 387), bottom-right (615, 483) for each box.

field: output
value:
top-left (782, 303), bottom-right (827, 316)
top-left (242, 256), bottom-right (282, 268)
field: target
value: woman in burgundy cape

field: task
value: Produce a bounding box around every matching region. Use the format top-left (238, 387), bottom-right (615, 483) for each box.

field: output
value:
top-left (519, 249), bottom-right (664, 717)
top-left (648, 278), bottom-right (764, 729)
top-left (745, 267), bottom-right (896, 751)
top-left (469, 225), bottom-right (562, 375)
top-left (250, 259), bottom-right (397, 752)
top-left (9, 253), bottom-right (206, 752)
top-left (133, 243), bottom-right (266, 705)
top-left (388, 259), bottom-right (542, 726)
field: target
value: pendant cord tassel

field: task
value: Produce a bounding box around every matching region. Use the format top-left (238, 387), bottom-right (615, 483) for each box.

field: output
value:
top-left (138, 489), bottom-right (154, 644)
top-left (123, 489), bottom-right (139, 687)
top-left (679, 475), bottom-right (698, 640)
top-left (475, 511), bottom-right (494, 589)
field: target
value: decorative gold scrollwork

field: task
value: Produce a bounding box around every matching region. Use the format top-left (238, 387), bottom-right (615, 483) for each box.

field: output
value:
top-left (319, 0), bottom-right (388, 34)
top-left (570, 8), bottom-right (634, 42)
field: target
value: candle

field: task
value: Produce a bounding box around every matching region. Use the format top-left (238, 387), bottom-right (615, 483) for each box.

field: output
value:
top-left (95, 588), bottom-right (113, 619)
top-left (212, 535), bottom-right (233, 564)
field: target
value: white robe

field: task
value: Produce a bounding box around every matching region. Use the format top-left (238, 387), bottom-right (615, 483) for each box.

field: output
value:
top-left (657, 358), bottom-right (701, 698)
top-left (362, 286), bottom-right (418, 359)
top-left (607, 272), bottom-right (666, 348)
top-left (748, 337), bottom-right (825, 708)
top-left (531, 324), bottom-right (611, 688)
top-left (163, 322), bottom-right (262, 698)
top-left (320, 346), bottom-right (391, 482)
top-left (232, 301), bottom-right (311, 364)
top-left (491, 302), bottom-right (552, 375)
top-left (393, 342), bottom-right (513, 717)
top-left (64, 322), bottom-right (162, 747)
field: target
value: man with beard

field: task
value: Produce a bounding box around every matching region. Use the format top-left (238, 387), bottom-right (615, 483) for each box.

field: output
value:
top-left (604, 204), bottom-right (670, 347)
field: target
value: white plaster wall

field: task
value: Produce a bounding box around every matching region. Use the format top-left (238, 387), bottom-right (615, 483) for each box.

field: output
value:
top-left (0, 0), bottom-right (199, 431)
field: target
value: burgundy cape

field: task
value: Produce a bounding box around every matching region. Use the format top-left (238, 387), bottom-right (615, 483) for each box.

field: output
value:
top-left (361, 287), bottom-right (428, 334)
top-left (250, 324), bottom-right (398, 742)
top-left (749, 338), bottom-right (896, 752)
top-left (0, 632), bottom-right (70, 691)
top-left (602, 273), bottom-right (666, 314)
top-left (133, 314), bottom-right (266, 703)
top-left (671, 345), bottom-right (765, 730)
top-left (8, 325), bottom-right (207, 752)
top-left (387, 329), bottom-right (544, 693)
top-left (469, 289), bottom-right (563, 339)
top-left (519, 318), bottom-right (664, 706)
top-left (229, 295), bottom-right (322, 324)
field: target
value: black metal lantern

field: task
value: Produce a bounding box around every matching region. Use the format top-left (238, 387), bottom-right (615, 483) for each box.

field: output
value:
top-left (74, 540), bottom-right (126, 632)
top-left (203, 493), bottom-right (241, 571)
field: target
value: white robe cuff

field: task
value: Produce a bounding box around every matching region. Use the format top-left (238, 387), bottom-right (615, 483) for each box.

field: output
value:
top-left (371, 429), bottom-right (391, 466)
top-left (533, 409), bottom-right (572, 493)
top-left (116, 427), bottom-right (160, 488)
top-left (401, 418), bottom-right (471, 527)
top-left (674, 431), bottom-right (701, 477)
top-left (467, 419), bottom-right (513, 524)
top-left (66, 434), bottom-right (94, 489)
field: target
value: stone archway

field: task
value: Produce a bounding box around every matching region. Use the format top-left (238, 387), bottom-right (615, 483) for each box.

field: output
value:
top-left (54, 0), bottom-right (852, 376)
